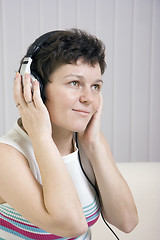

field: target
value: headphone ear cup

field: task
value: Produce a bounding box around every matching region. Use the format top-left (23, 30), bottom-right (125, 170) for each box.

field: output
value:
top-left (31, 70), bottom-right (45, 102)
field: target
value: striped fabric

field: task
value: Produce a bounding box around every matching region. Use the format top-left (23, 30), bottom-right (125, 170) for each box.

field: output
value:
top-left (0, 195), bottom-right (100, 240)
top-left (0, 122), bottom-right (101, 239)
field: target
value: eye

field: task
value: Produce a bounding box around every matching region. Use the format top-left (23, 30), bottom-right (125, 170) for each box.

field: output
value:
top-left (92, 84), bottom-right (101, 91)
top-left (70, 81), bottom-right (80, 87)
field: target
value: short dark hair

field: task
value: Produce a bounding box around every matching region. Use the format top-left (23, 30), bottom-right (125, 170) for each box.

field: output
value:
top-left (31, 28), bottom-right (106, 78)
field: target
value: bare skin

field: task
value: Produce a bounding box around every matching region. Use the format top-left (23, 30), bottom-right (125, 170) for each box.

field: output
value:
top-left (0, 196), bottom-right (5, 204)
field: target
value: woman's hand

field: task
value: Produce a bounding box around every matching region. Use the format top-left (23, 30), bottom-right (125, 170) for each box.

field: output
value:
top-left (14, 72), bottom-right (52, 140)
top-left (78, 93), bottom-right (103, 150)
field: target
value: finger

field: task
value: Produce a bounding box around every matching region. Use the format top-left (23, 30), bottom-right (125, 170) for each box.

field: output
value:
top-left (99, 93), bottom-right (103, 112)
top-left (91, 93), bottom-right (103, 124)
top-left (32, 80), bottom-right (44, 109)
top-left (14, 72), bottom-right (26, 108)
top-left (96, 93), bottom-right (103, 115)
top-left (23, 73), bottom-right (33, 103)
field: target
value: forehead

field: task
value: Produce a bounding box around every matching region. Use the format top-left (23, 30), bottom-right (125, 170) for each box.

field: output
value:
top-left (50, 60), bottom-right (102, 82)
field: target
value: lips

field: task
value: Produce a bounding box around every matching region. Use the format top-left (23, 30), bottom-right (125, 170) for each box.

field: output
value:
top-left (72, 109), bottom-right (90, 116)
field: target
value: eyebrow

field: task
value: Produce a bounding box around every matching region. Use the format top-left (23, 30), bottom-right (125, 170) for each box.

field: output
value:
top-left (64, 74), bottom-right (103, 84)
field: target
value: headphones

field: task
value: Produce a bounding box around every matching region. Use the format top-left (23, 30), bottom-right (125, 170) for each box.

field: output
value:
top-left (19, 30), bottom-right (60, 102)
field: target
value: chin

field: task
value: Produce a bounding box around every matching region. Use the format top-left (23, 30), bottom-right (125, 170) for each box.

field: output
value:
top-left (55, 116), bottom-right (92, 133)
top-left (71, 117), bottom-right (93, 133)
top-left (69, 122), bottom-right (89, 133)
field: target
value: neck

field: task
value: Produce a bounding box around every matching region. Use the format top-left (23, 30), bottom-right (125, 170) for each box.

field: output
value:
top-left (51, 124), bottom-right (75, 156)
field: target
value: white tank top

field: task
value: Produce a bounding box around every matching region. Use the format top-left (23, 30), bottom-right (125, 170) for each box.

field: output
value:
top-left (0, 120), bottom-right (101, 240)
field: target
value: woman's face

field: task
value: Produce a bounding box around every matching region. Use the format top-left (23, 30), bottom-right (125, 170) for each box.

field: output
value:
top-left (45, 59), bottom-right (103, 133)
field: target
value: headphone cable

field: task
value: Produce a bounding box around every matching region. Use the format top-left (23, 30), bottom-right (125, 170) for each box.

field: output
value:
top-left (75, 132), bottom-right (121, 240)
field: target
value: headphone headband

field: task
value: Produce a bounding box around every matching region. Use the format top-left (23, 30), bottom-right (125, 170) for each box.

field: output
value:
top-left (26, 30), bottom-right (61, 57)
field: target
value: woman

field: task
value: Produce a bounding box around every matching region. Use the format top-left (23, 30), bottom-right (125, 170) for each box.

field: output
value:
top-left (0, 29), bottom-right (138, 239)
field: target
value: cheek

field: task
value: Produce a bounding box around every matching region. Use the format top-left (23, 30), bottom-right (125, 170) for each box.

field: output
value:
top-left (55, 94), bottom-right (75, 115)
top-left (46, 91), bottom-right (75, 117)
top-left (60, 92), bottom-right (75, 106)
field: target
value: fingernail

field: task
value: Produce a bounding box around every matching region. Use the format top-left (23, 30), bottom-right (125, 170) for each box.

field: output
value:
top-left (34, 79), bottom-right (39, 87)
top-left (14, 72), bottom-right (19, 80)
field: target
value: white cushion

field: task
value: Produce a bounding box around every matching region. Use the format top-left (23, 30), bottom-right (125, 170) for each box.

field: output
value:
top-left (91, 162), bottom-right (160, 240)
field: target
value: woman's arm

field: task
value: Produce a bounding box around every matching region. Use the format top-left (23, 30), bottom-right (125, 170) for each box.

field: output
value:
top-left (0, 73), bottom-right (87, 237)
top-left (0, 196), bottom-right (6, 204)
top-left (0, 143), bottom-right (87, 237)
top-left (79, 94), bottom-right (138, 233)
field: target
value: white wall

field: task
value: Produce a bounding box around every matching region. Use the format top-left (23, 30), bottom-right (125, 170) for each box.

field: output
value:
top-left (0, 0), bottom-right (159, 162)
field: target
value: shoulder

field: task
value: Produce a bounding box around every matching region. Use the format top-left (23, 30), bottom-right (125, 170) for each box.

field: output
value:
top-left (0, 143), bottom-right (32, 204)
top-left (0, 144), bottom-right (31, 195)
top-left (0, 139), bottom-right (30, 159)
top-left (0, 121), bottom-right (33, 165)
top-left (0, 142), bottom-right (30, 172)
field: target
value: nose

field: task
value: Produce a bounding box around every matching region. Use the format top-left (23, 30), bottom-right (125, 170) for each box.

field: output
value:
top-left (79, 87), bottom-right (93, 104)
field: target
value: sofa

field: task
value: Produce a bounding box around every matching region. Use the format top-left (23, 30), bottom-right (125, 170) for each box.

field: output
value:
top-left (91, 162), bottom-right (160, 240)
